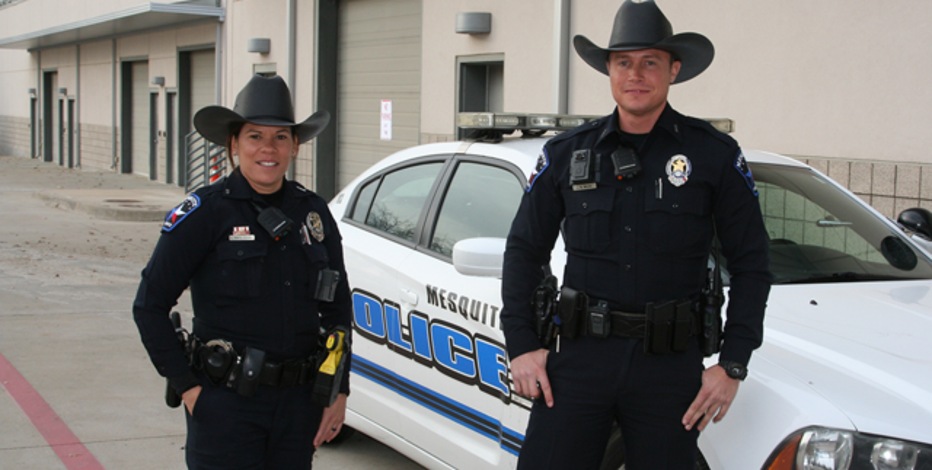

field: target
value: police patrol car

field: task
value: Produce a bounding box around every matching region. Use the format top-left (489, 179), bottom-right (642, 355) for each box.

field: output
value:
top-left (328, 112), bottom-right (932, 470)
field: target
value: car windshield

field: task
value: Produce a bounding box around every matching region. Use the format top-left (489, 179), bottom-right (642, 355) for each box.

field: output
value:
top-left (750, 163), bottom-right (932, 284)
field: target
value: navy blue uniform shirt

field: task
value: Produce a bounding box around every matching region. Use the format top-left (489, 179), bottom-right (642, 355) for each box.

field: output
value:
top-left (501, 105), bottom-right (771, 366)
top-left (133, 169), bottom-right (352, 395)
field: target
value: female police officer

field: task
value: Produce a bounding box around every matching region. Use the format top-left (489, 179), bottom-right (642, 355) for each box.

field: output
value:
top-left (133, 74), bottom-right (352, 469)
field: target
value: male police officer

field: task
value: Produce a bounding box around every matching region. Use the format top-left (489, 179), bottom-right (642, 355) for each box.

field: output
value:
top-left (501, 1), bottom-right (771, 468)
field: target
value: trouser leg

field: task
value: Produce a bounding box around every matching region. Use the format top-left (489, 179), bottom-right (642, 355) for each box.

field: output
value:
top-left (516, 336), bottom-right (629, 470)
top-left (265, 383), bottom-right (322, 470)
top-left (617, 340), bottom-right (704, 470)
top-left (185, 383), bottom-right (269, 470)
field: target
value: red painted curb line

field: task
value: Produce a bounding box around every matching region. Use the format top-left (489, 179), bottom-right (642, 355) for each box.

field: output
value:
top-left (0, 351), bottom-right (105, 470)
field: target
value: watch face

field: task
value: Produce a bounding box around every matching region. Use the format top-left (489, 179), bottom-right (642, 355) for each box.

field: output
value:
top-left (721, 361), bottom-right (747, 380)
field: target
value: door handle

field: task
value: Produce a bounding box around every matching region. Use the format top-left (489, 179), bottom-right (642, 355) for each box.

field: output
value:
top-left (400, 289), bottom-right (418, 306)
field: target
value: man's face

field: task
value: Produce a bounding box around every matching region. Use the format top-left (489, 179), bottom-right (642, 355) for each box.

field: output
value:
top-left (607, 49), bottom-right (681, 123)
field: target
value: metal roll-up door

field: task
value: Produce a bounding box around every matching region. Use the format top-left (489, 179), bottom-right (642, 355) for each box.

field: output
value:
top-left (337, 0), bottom-right (422, 189)
top-left (189, 49), bottom-right (216, 127)
top-left (131, 61), bottom-right (150, 177)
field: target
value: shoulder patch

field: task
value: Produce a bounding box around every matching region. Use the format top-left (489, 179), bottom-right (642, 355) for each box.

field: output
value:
top-left (734, 150), bottom-right (759, 197)
top-left (527, 148), bottom-right (550, 193)
top-left (162, 194), bottom-right (201, 232)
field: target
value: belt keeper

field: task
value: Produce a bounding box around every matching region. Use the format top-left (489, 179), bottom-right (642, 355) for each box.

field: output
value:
top-left (588, 300), bottom-right (611, 338)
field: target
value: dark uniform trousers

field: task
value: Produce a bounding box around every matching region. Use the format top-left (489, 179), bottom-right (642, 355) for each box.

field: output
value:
top-left (184, 374), bottom-right (323, 470)
top-left (517, 336), bottom-right (704, 470)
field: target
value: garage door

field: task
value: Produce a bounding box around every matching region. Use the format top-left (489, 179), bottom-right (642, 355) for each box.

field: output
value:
top-left (337, 0), bottom-right (422, 189)
top-left (189, 49), bottom-right (216, 128)
top-left (131, 60), bottom-right (150, 177)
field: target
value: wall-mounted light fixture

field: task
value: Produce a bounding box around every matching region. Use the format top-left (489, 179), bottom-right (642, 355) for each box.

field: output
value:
top-left (152, 76), bottom-right (165, 86)
top-left (28, 88), bottom-right (36, 98)
top-left (247, 38), bottom-right (271, 54)
top-left (456, 12), bottom-right (492, 35)
top-left (58, 87), bottom-right (67, 95)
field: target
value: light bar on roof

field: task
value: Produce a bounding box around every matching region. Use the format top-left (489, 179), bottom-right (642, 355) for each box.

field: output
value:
top-left (457, 112), bottom-right (736, 134)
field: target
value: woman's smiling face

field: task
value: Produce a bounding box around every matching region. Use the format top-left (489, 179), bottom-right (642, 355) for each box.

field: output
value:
top-left (231, 123), bottom-right (298, 194)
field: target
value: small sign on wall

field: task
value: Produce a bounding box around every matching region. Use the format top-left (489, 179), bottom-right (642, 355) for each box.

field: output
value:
top-left (380, 99), bottom-right (392, 141)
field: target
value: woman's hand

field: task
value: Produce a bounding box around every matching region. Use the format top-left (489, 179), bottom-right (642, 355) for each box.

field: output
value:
top-left (182, 386), bottom-right (203, 415)
top-left (313, 393), bottom-right (348, 448)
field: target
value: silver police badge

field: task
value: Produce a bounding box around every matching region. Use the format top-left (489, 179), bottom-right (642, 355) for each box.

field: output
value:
top-left (307, 212), bottom-right (324, 242)
top-left (665, 154), bottom-right (692, 187)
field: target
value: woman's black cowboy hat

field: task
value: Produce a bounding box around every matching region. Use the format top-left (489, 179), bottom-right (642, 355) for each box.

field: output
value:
top-left (194, 74), bottom-right (330, 146)
top-left (573, 0), bottom-right (714, 83)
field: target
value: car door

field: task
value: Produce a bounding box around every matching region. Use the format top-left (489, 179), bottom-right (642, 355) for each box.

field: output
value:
top-left (389, 156), bottom-right (527, 469)
top-left (338, 158), bottom-right (448, 441)
top-left (345, 153), bottom-right (528, 469)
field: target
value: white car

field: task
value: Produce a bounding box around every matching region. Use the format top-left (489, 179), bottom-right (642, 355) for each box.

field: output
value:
top-left (328, 113), bottom-right (932, 470)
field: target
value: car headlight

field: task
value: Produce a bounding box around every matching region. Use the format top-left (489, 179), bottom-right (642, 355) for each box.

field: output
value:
top-left (763, 427), bottom-right (930, 470)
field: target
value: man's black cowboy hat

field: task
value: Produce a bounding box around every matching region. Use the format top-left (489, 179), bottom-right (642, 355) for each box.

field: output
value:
top-left (194, 74), bottom-right (330, 146)
top-left (573, 0), bottom-right (714, 83)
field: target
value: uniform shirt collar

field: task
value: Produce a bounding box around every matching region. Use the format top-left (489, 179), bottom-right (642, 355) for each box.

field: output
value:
top-left (596, 103), bottom-right (685, 148)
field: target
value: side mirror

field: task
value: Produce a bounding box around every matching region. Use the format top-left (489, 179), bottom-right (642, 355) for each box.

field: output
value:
top-left (452, 237), bottom-right (506, 278)
top-left (897, 207), bottom-right (932, 240)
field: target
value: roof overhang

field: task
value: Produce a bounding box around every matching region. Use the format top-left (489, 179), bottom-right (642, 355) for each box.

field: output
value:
top-left (0, 2), bottom-right (224, 51)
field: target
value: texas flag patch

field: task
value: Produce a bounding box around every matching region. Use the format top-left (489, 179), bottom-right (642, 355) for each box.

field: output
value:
top-left (162, 194), bottom-right (201, 232)
top-left (527, 150), bottom-right (550, 193)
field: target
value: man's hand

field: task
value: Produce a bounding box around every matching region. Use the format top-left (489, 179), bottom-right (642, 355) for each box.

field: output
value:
top-left (314, 393), bottom-right (348, 448)
top-left (510, 349), bottom-right (553, 408)
top-left (682, 365), bottom-right (739, 431)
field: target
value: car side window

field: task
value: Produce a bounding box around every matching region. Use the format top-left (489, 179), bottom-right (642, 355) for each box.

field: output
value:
top-left (351, 162), bottom-right (443, 242)
top-left (429, 162), bottom-right (524, 257)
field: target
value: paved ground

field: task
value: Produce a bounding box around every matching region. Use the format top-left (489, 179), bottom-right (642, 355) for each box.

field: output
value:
top-left (0, 155), bottom-right (424, 470)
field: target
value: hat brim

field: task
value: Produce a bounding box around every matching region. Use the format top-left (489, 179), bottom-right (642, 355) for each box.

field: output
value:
top-left (194, 107), bottom-right (331, 146)
top-left (573, 32), bottom-right (714, 83)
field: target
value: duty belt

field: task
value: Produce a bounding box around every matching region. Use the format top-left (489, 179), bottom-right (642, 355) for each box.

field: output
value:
top-left (192, 339), bottom-right (317, 390)
top-left (582, 299), bottom-right (699, 339)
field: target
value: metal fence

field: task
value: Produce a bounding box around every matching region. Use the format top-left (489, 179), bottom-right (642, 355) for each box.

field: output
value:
top-left (184, 131), bottom-right (227, 194)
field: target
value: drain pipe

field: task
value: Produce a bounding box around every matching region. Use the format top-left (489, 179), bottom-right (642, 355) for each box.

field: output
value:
top-left (552, 0), bottom-right (570, 114)
top-left (286, 0), bottom-right (297, 180)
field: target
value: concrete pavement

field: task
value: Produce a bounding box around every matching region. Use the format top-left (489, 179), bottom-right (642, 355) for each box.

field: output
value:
top-left (0, 155), bottom-right (423, 470)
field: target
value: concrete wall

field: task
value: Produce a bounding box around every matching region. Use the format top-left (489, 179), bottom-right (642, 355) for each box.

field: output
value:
top-left (224, 0), bottom-right (321, 189)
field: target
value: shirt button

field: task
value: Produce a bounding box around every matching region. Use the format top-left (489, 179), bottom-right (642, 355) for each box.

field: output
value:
top-left (672, 204), bottom-right (679, 209)
top-left (625, 226), bottom-right (632, 232)
top-left (582, 202), bottom-right (588, 209)
top-left (625, 265), bottom-right (632, 271)
top-left (626, 187), bottom-right (633, 193)
top-left (284, 281), bottom-right (291, 287)
top-left (281, 245), bottom-right (287, 251)
top-left (237, 250), bottom-right (244, 256)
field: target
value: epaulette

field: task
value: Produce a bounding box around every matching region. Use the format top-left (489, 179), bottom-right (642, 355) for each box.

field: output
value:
top-left (682, 115), bottom-right (737, 148)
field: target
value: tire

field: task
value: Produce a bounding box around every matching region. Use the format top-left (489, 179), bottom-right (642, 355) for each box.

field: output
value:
top-left (599, 426), bottom-right (711, 470)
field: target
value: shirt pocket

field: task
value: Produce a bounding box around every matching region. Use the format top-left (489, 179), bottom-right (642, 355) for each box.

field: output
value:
top-left (643, 185), bottom-right (712, 257)
top-left (562, 187), bottom-right (615, 253)
top-left (216, 242), bottom-right (268, 298)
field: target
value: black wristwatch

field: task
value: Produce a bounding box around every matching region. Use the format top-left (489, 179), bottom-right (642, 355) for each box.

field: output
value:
top-left (718, 360), bottom-right (748, 381)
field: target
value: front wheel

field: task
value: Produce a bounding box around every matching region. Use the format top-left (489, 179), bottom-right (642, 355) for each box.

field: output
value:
top-left (599, 426), bottom-right (710, 470)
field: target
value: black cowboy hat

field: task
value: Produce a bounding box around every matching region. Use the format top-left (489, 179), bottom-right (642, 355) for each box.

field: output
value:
top-left (573, 0), bottom-right (714, 83)
top-left (194, 74), bottom-right (330, 146)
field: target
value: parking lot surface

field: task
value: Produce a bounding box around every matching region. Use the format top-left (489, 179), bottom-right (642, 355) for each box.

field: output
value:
top-left (0, 155), bottom-right (424, 470)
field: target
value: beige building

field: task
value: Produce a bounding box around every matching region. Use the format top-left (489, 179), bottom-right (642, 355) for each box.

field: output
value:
top-left (2, 0), bottom-right (931, 216)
